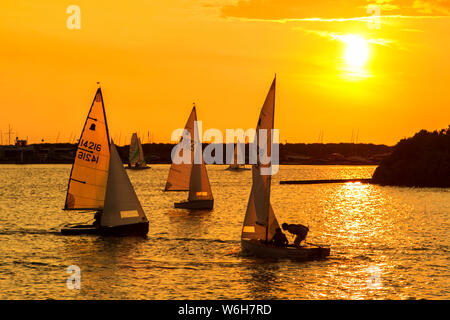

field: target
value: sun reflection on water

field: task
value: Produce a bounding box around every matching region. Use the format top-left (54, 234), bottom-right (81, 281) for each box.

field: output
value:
top-left (1, 165), bottom-right (449, 299)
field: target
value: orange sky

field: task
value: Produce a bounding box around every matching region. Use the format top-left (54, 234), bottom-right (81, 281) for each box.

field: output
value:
top-left (0, 0), bottom-right (449, 145)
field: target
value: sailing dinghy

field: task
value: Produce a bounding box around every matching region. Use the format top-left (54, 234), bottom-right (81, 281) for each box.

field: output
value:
top-left (226, 139), bottom-right (250, 171)
top-left (127, 133), bottom-right (150, 170)
top-left (165, 105), bottom-right (214, 210)
top-left (240, 76), bottom-right (330, 260)
top-left (61, 87), bottom-right (149, 236)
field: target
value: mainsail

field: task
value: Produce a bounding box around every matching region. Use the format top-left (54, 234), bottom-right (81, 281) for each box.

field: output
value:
top-left (164, 106), bottom-right (196, 191)
top-left (101, 143), bottom-right (148, 227)
top-left (228, 140), bottom-right (245, 169)
top-left (242, 77), bottom-right (279, 242)
top-left (138, 138), bottom-right (145, 165)
top-left (64, 88), bottom-right (110, 210)
top-left (188, 115), bottom-right (213, 201)
top-left (129, 133), bottom-right (146, 167)
top-left (129, 133), bottom-right (139, 166)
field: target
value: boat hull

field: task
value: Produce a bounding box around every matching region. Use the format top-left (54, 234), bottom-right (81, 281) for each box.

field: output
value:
top-left (241, 238), bottom-right (330, 261)
top-left (125, 166), bottom-right (151, 170)
top-left (225, 166), bottom-right (250, 171)
top-left (61, 221), bottom-right (149, 236)
top-left (174, 199), bottom-right (214, 210)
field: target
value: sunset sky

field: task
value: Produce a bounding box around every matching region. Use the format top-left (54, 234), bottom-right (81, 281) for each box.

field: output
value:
top-left (0, 0), bottom-right (449, 145)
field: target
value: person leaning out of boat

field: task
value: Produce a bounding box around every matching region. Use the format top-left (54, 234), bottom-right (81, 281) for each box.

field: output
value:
top-left (270, 228), bottom-right (289, 247)
top-left (93, 211), bottom-right (103, 229)
top-left (282, 223), bottom-right (309, 247)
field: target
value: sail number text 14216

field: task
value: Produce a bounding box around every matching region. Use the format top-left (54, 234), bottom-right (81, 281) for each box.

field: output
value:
top-left (77, 139), bottom-right (102, 164)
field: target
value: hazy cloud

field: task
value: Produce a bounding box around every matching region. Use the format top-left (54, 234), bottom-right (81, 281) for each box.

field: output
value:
top-left (295, 27), bottom-right (395, 47)
top-left (412, 0), bottom-right (450, 14)
top-left (220, 0), bottom-right (450, 20)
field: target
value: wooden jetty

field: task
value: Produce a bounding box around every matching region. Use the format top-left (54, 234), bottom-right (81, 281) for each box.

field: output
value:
top-left (280, 178), bottom-right (373, 185)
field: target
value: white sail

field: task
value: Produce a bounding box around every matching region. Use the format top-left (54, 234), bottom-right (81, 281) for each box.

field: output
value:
top-left (129, 133), bottom-right (139, 166)
top-left (101, 143), bottom-right (148, 227)
top-left (233, 145), bottom-right (238, 168)
top-left (137, 137), bottom-right (145, 165)
top-left (228, 140), bottom-right (245, 169)
top-left (242, 77), bottom-right (279, 242)
top-left (129, 133), bottom-right (146, 167)
top-left (242, 188), bottom-right (279, 240)
top-left (64, 88), bottom-right (110, 210)
top-left (164, 107), bottom-right (196, 191)
top-left (188, 115), bottom-right (213, 201)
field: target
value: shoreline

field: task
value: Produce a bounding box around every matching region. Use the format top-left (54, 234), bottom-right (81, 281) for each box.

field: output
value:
top-left (0, 142), bottom-right (392, 166)
top-left (0, 162), bottom-right (379, 166)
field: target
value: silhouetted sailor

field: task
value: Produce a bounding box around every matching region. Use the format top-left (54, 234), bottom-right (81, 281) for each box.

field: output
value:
top-left (270, 227), bottom-right (288, 247)
top-left (282, 223), bottom-right (309, 247)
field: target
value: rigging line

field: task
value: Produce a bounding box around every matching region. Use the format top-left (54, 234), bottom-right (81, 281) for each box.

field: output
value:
top-left (69, 180), bottom-right (107, 189)
top-left (70, 178), bottom-right (86, 184)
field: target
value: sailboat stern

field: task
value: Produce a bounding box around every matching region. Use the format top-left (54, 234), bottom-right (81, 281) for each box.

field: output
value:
top-left (126, 165), bottom-right (151, 170)
top-left (225, 165), bottom-right (250, 171)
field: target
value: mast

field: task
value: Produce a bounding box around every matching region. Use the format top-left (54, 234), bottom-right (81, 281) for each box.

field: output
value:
top-left (7, 124), bottom-right (14, 146)
top-left (264, 74), bottom-right (276, 242)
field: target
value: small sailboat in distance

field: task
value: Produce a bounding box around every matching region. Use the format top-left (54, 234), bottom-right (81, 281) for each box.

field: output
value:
top-left (127, 133), bottom-right (150, 170)
top-left (61, 86), bottom-right (149, 236)
top-left (240, 76), bottom-right (330, 260)
top-left (165, 105), bottom-right (214, 210)
top-left (226, 139), bottom-right (250, 171)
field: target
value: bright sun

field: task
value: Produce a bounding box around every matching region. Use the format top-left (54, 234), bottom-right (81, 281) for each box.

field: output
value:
top-left (343, 35), bottom-right (369, 68)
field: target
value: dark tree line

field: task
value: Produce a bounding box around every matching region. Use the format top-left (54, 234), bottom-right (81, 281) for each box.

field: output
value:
top-left (372, 126), bottom-right (450, 187)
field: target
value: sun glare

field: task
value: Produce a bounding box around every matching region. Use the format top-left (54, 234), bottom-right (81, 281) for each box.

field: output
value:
top-left (343, 35), bottom-right (369, 68)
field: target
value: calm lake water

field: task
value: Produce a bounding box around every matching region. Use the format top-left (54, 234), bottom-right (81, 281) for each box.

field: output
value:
top-left (0, 164), bottom-right (448, 299)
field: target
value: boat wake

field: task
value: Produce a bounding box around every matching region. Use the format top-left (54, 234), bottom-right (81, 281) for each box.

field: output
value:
top-left (151, 236), bottom-right (239, 244)
top-left (0, 228), bottom-right (61, 236)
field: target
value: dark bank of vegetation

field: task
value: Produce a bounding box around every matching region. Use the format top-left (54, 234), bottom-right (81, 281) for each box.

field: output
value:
top-left (372, 126), bottom-right (450, 188)
top-left (117, 142), bottom-right (392, 165)
top-left (0, 142), bottom-right (392, 165)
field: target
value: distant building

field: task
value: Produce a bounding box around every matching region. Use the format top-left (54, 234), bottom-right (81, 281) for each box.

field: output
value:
top-left (15, 137), bottom-right (27, 147)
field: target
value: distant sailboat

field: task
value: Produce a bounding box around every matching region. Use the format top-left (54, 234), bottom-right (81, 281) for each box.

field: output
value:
top-left (127, 133), bottom-right (150, 170)
top-left (165, 105), bottom-right (214, 210)
top-left (61, 87), bottom-right (149, 236)
top-left (240, 76), bottom-right (330, 260)
top-left (226, 139), bottom-right (250, 171)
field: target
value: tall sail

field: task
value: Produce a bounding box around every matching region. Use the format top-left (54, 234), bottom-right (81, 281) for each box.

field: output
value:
top-left (242, 76), bottom-right (279, 241)
top-left (101, 143), bottom-right (148, 227)
top-left (188, 116), bottom-right (213, 201)
top-left (164, 107), bottom-right (196, 191)
top-left (228, 139), bottom-right (245, 169)
top-left (64, 88), bottom-right (110, 210)
top-left (129, 133), bottom-right (140, 166)
top-left (129, 133), bottom-right (146, 167)
top-left (137, 137), bottom-right (145, 165)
